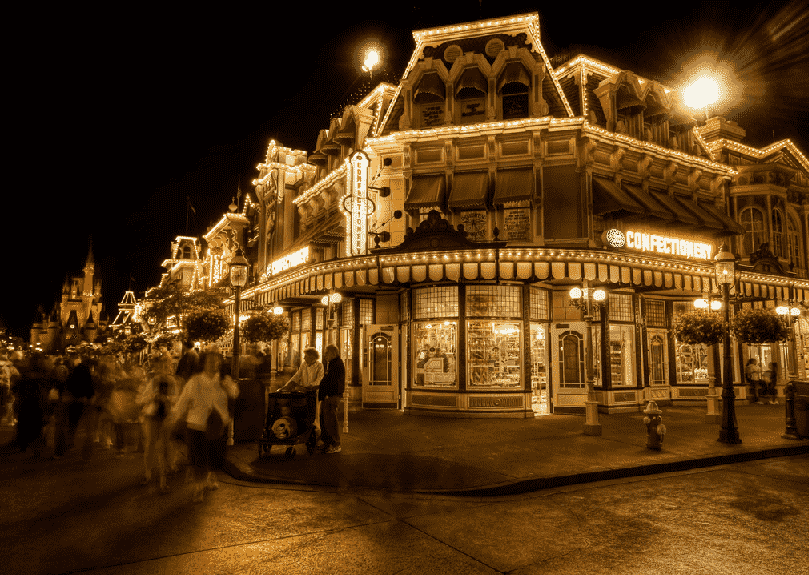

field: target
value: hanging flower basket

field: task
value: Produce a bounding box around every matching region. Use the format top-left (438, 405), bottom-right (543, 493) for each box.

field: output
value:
top-left (185, 310), bottom-right (230, 343)
top-left (672, 311), bottom-right (724, 346)
top-left (241, 313), bottom-right (289, 344)
top-left (731, 308), bottom-right (788, 344)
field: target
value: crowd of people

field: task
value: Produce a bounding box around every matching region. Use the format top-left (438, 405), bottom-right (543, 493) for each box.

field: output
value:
top-left (0, 341), bottom-right (240, 503)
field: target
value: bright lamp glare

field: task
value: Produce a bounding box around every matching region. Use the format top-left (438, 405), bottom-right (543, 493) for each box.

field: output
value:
top-left (684, 76), bottom-right (720, 109)
top-left (694, 298), bottom-right (708, 309)
top-left (364, 49), bottom-right (380, 71)
top-left (711, 300), bottom-right (723, 311)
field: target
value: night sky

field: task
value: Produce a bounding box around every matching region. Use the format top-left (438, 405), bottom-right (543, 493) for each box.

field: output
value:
top-left (4, 0), bottom-right (807, 340)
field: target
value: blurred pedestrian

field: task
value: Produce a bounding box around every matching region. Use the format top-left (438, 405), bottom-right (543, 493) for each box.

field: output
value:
top-left (63, 356), bottom-right (98, 459)
top-left (175, 341), bottom-right (199, 389)
top-left (318, 345), bottom-right (344, 454)
top-left (170, 351), bottom-right (237, 503)
top-left (138, 353), bottom-right (176, 491)
top-left (765, 362), bottom-right (779, 404)
top-left (12, 352), bottom-right (51, 457)
top-left (745, 358), bottom-right (763, 404)
top-left (0, 353), bottom-right (18, 425)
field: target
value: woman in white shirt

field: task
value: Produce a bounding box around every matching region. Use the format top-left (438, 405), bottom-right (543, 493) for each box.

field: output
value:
top-left (171, 351), bottom-right (238, 503)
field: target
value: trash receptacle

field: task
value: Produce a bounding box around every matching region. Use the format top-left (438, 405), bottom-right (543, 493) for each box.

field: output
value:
top-left (233, 377), bottom-right (265, 442)
top-left (794, 381), bottom-right (809, 439)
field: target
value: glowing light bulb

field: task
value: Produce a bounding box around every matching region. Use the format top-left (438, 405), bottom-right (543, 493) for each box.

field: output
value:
top-left (683, 76), bottom-right (720, 110)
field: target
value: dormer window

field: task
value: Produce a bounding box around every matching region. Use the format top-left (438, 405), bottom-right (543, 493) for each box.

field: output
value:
top-left (497, 62), bottom-right (530, 120)
top-left (182, 246), bottom-right (191, 259)
top-left (455, 67), bottom-right (486, 125)
top-left (414, 73), bottom-right (446, 128)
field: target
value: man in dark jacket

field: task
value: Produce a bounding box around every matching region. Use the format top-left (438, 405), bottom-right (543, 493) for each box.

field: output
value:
top-left (63, 357), bottom-right (97, 458)
top-left (318, 344), bottom-right (345, 453)
top-left (175, 341), bottom-right (199, 387)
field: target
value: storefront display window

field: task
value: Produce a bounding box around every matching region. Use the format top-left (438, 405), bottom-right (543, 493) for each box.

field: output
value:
top-left (468, 321), bottom-right (521, 388)
top-left (675, 340), bottom-right (709, 383)
top-left (413, 320), bottom-right (457, 387)
top-left (591, 324), bottom-right (635, 386)
top-left (301, 308), bottom-right (311, 332)
top-left (530, 323), bottom-right (549, 413)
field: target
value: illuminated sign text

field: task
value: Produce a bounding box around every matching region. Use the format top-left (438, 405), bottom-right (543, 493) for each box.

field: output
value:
top-left (625, 230), bottom-right (713, 260)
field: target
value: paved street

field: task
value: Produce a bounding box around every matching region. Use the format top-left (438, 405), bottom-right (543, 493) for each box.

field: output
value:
top-left (1, 424), bottom-right (806, 575)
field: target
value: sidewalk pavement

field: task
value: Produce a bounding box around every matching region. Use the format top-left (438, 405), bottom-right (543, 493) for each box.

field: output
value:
top-left (224, 402), bottom-right (809, 495)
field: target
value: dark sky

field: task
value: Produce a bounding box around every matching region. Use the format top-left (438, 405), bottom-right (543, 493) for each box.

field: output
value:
top-left (4, 0), bottom-right (807, 340)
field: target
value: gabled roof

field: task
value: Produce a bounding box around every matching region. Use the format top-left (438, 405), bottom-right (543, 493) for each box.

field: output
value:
top-left (375, 12), bottom-right (573, 137)
top-left (702, 138), bottom-right (809, 174)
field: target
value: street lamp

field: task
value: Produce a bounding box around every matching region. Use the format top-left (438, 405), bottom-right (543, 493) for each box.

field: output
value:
top-left (361, 46), bottom-right (381, 80)
top-left (694, 295), bottom-right (723, 423)
top-left (715, 242), bottom-right (741, 444)
top-left (229, 247), bottom-right (249, 381)
top-left (569, 282), bottom-right (605, 436)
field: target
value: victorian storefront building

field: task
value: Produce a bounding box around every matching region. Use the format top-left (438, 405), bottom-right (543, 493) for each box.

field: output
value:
top-left (235, 13), bottom-right (809, 417)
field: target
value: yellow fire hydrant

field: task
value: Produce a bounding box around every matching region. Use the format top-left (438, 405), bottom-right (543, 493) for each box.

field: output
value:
top-left (643, 400), bottom-right (666, 450)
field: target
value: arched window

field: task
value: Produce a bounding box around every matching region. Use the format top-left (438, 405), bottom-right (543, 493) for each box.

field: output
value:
top-left (414, 73), bottom-right (446, 128)
top-left (772, 208), bottom-right (785, 258)
top-left (558, 330), bottom-right (585, 385)
top-left (787, 214), bottom-right (802, 264)
top-left (454, 67), bottom-right (487, 125)
top-left (740, 207), bottom-right (766, 255)
top-left (497, 62), bottom-right (530, 120)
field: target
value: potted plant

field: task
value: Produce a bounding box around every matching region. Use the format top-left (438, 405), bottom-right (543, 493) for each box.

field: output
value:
top-left (241, 312), bottom-right (289, 346)
top-left (672, 310), bottom-right (724, 346)
top-left (731, 308), bottom-right (789, 344)
top-left (185, 309), bottom-right (230, 345)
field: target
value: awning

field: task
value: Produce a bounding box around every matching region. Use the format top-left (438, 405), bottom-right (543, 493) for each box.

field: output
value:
top-left (415, 73), bottom-right (446, 102)
top-left (593, 177), bottom-right (645, 218)
top-left (650, 191), bottom-right (702, 227)
top-left (449, 171), bottom-right (489, 209)
top-left (698, 201), bottom-right (745, 235)
top-left (405, 175), bottom-right (445, 210)
top-left (672, 195), bottom-right (726, 232)
top-left (621, 183), bottom-right (676, 222)
top-left (497, 62), bottom-right (530, 93)
top-left (493, 168), bottom-right (534, 205)
top-left (456, 67), bottom-right (487, 97)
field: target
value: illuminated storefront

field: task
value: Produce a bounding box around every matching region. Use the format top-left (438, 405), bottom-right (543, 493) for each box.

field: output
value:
top-left (242, 13), bottom-right (808, 416)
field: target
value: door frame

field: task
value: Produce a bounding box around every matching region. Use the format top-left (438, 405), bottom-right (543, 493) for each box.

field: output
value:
top-left (362, 324), bottom-right (399, 408)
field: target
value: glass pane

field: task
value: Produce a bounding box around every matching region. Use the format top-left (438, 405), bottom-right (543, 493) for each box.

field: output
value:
top-left (413, 321), bottom-right (457, 388)
top-left (412, 286), bottom-right (459, 319)
top-left (301, 308), bottom-right (311, 332)
top-left (530, 287), bottom-right (549, 320)
top-left (467, 321), bottom-right (521, 388)
top-left (645, 300), bottom-right (666, 327)
top-left (530, 323), bottom-right (549, 414)
top-left (360, 299), bottom-right (374, 325)
top-left (466, 285), bottom-right (521, 317)
top-left (650, 335), bottom-right (665, 385)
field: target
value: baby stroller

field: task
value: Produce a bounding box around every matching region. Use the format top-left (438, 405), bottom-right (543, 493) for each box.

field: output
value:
top-left (259, 389), bottom-right (318, 459)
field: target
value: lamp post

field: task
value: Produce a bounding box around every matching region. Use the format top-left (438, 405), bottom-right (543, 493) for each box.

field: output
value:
top-left (569, 281), bottom-right (604, 436)
top-left (715, 243), bottom-right (741, 444)
top-left (229, 247), bottom-right (248, 446)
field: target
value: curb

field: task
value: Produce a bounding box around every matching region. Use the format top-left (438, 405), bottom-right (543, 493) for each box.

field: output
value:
top-left (222, 442), bottom-right (809, 496)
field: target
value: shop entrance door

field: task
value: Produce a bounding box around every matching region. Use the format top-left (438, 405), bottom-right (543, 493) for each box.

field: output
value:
top-left (362, 324), bottom-right (399, 408)
top-left (550, 323), bottom-right (588, 412)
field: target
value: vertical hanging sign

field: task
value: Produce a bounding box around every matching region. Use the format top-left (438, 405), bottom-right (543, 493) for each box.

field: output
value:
top-left (343, 151), bottom-right (370, 256)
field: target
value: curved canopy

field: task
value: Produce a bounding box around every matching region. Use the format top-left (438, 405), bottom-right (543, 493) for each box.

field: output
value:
top-left (415, 73), bottom-right (446, 102)
top-left (497, 62), bottom-right (530, 94)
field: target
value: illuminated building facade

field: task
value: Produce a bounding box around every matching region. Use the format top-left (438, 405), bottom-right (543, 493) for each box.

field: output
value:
top-left (241, 13), bottom-right (808, 416)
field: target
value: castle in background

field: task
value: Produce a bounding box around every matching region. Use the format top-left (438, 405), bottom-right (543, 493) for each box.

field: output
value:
top-left (30, 245), bottom-right (107, 353)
